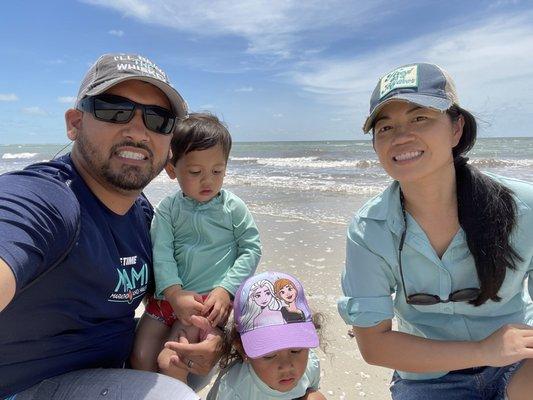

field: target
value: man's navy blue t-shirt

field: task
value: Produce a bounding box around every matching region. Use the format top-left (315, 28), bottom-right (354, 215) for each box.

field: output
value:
top-left (0, 155), bottom-right (153, 397)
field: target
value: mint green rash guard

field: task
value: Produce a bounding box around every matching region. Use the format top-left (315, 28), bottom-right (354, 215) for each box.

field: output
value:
top-left (151, 189), bottom-right (262, 297)
top-left (338, 174), bottom-right (533, 380)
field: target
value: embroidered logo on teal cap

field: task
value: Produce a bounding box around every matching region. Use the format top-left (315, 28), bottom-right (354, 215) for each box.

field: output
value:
top-left (379, 65), bottom-right (418, 99)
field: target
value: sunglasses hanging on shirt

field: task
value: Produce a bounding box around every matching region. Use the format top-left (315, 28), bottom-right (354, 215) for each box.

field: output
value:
top-left (398, 190), bottom-right (481, 306)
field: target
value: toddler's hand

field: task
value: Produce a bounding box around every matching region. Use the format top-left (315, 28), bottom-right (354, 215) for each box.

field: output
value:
top-left (202, 287), bottom-right (231, 327)
top-left (164, 286), bottom-right (204, 324)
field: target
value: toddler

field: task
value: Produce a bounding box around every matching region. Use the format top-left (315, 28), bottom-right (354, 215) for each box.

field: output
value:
top-left (131, 113), bottom-right (262, 382)
top-left (207, 271), bottom-right (326, 399)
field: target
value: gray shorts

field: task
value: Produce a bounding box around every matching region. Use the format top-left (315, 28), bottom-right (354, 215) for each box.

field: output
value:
top-left (11, 368), bottom-right (199, 400)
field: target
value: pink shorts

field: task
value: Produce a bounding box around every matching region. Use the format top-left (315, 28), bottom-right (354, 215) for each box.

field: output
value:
top-left (144, 294), bottom-right (209, 327)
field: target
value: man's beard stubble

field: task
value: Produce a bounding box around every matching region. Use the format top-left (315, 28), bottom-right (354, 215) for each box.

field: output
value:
top-left (75, 133), bottom-right (168, 191)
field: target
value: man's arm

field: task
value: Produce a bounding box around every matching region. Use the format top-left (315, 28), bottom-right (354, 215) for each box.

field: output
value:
top-left (0, 169), bottom-right (80, 308)
top-left (0, 258), bottom-right (16, 312)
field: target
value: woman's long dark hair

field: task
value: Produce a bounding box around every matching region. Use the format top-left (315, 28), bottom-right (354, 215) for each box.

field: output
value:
top-left (448, 105), bottom-right (522, 306)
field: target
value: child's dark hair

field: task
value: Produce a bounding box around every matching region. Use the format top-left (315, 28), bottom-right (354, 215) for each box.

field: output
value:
top-left (219, 312), bottom-right (326, 369)
top-left (169, 112), bottom-right (232, 165)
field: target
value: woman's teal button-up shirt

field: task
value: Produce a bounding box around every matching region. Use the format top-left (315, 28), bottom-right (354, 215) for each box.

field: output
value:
top-left (338, 174), bottom-right (533, 380)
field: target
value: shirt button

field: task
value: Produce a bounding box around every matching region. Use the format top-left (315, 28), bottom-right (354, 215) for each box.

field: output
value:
top-left (100, 389), bottom-right (109, 396)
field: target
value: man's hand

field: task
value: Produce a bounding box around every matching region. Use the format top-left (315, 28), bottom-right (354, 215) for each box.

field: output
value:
top-left (164, 315), bottom-right (224, 375)
top-left (202, 287), bottom-right (231, 327)
top-left (164, 285), bottom-right (204, 324)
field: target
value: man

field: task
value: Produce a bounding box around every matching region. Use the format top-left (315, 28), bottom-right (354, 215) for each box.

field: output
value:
top-left (0, 53), bottom-right (220, 399)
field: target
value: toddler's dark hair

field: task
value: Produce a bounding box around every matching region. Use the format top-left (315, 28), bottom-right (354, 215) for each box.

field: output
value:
top-left (169, 112), bottom-right (232, 165)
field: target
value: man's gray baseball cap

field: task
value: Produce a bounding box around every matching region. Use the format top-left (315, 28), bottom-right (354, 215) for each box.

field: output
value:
top-left (76, 53), bottom-right (188, 118)
top-left (362, 63), bottom-right (459, 133)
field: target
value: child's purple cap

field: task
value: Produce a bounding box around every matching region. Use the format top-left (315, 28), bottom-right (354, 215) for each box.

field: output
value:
top-left (234, 271), bottom-right (319, 358)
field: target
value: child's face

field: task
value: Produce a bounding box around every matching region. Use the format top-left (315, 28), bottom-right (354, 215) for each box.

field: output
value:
top-left (167, 145), bottom-right (227, 203)
top-left (248, 348), bottom-right (309, 392)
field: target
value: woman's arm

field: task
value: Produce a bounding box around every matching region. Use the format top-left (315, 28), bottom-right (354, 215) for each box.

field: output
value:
top-left (354, 319), bottom-right (533, 372)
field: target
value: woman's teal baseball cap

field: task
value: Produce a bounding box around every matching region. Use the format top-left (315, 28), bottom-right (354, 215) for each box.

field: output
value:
top-left (363, 63), bottom-right (460, 133)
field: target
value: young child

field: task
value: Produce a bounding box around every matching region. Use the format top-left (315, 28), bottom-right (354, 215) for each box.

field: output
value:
top-left (207, 271), bottom-right (326, 400)
top-left (131, 113), bottom-right (262, 382)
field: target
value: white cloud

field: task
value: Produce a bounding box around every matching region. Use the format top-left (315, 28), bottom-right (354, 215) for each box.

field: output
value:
top-left (235, 86), bottom-right (254, 92)
top-left (57, 96), bottom-right (77, 104)
top-left (22, 107), bottom-right (48, 116)
top-left (199, 104), bottom-right (215, 109)
top-left (273, 113), bottom-right (283, 118)
top-left (80, 1), bottom-right (533, 136)
top-left (287, 12), bottom-right (533, 131)
top-left (488, 0), bottom-right (521, 9)
top-left (108, 29), bottom-right (125, 37)
top-left (0, 93), bottom-right (18, 102)
top-left (83, 0), bottom-right (385, 58)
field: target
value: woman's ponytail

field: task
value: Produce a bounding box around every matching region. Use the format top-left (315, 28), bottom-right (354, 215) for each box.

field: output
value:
top-left (449, 106), bottom-right (522, 306)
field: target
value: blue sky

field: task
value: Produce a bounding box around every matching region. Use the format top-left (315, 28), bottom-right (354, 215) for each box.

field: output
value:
top-left (1, 0), bottom-right (532, 144)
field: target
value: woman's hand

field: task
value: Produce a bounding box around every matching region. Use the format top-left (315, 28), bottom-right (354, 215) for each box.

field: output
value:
top-left (164, 315), bottom-right (224, 375)
top-left (478, 324), bottom-right (533, 367)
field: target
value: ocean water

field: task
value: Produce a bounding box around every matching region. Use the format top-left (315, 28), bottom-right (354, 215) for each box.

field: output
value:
top-left (2, 138), bottom-right (533, 225)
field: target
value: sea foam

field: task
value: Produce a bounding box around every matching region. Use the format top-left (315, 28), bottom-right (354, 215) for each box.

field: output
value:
top-left (2, 152), bottom-right (38, 159)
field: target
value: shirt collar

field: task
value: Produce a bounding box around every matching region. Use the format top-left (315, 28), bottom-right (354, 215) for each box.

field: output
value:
top-left (358, 181), bottom-right (404, 237)
top-left (357, 177), bottom-right (530, 236)
top-left (181, 190), bottom-right (224, 209)
top-left (514, 193), bottom-right (529, 216)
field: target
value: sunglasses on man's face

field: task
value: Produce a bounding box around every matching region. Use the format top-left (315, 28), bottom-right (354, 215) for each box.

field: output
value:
top-left (77, 94), bottom-right (176, 135)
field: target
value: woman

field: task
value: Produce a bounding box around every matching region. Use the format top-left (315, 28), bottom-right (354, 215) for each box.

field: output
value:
top-left (338, 63), bottom-right (533, 399)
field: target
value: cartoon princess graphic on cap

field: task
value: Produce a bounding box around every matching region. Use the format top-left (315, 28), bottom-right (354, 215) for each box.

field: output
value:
top-left (274, 278), bottom-right (305, 323)
top-left (241, 279), bottom-right (284, 331)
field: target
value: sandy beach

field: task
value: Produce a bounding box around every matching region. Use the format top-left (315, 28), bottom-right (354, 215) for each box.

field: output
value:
top-left (135, 207), bottom-right (393, 399)
top-left (252, 212), bottom-right (393, 399)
